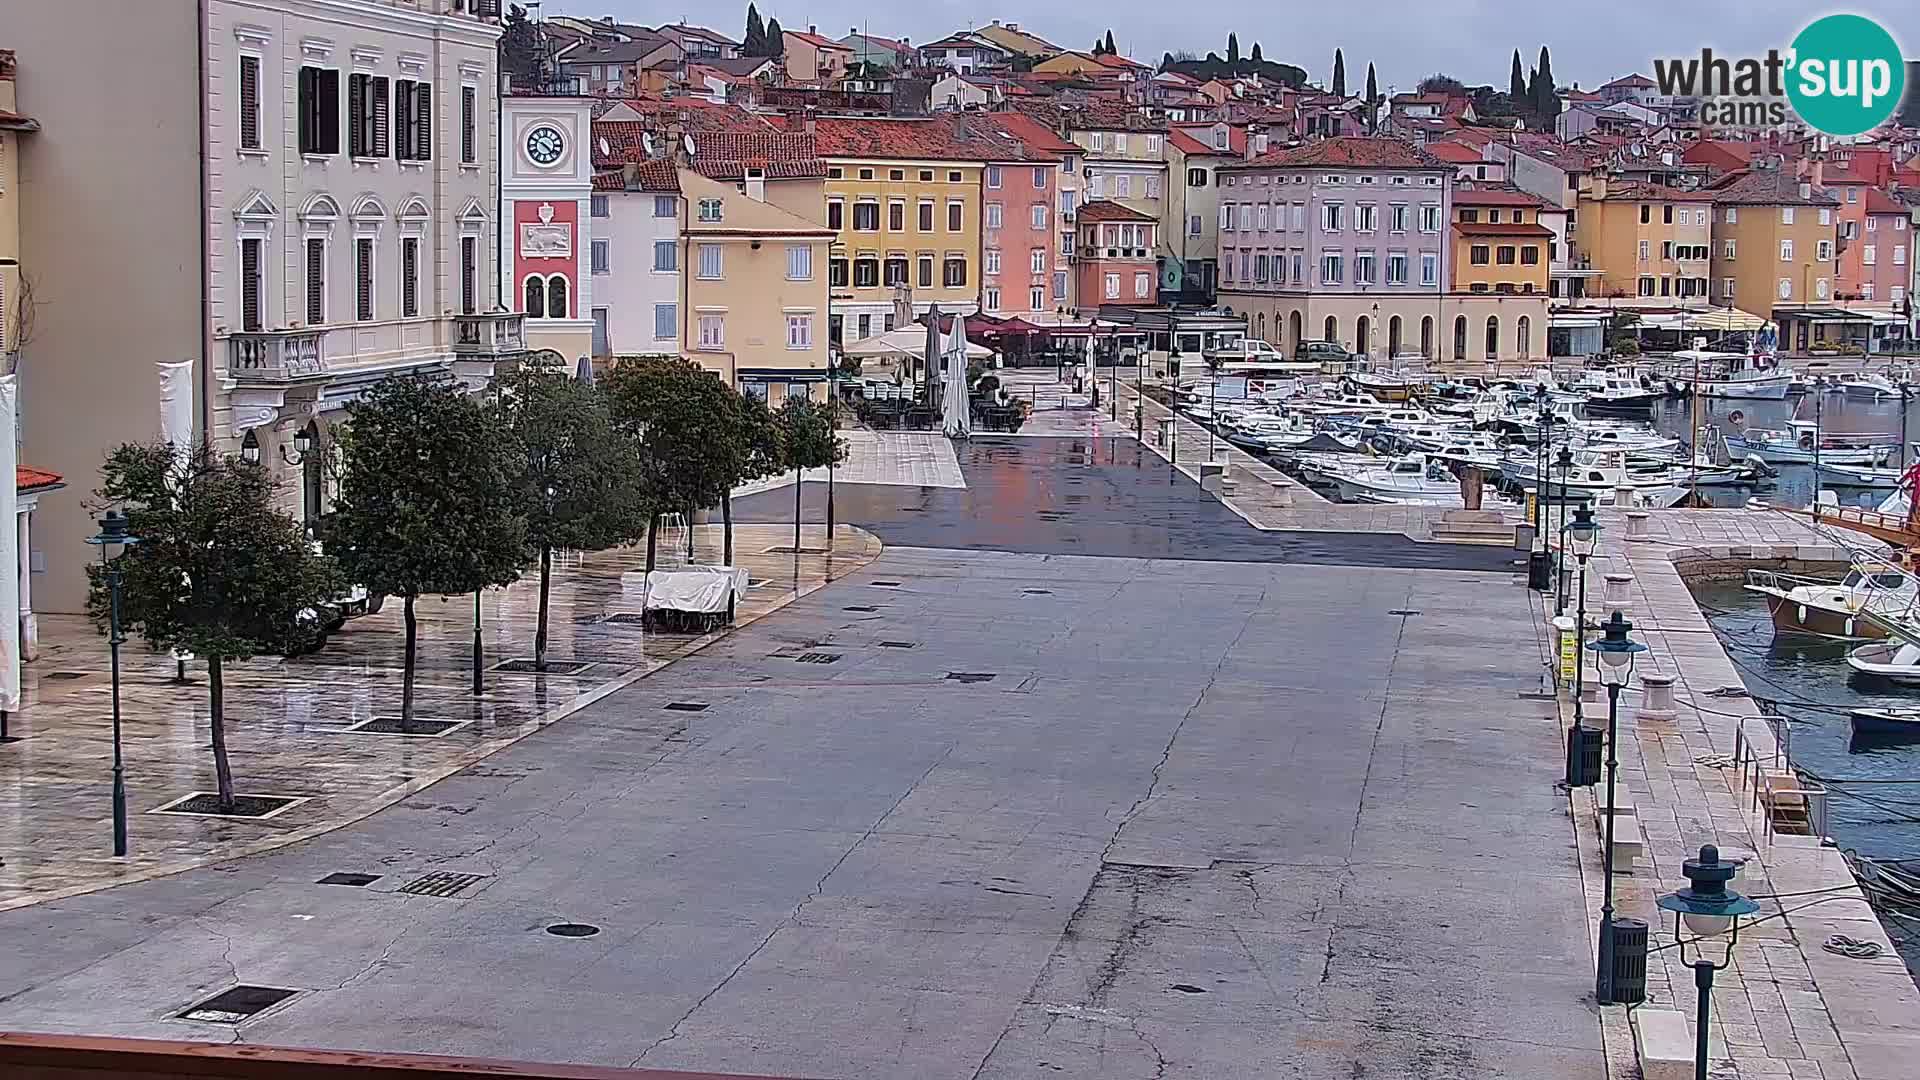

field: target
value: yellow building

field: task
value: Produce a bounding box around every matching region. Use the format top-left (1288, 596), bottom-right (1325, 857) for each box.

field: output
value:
top-left (813, 116), bottom-right (998, 343)
top-left (0, 50), bottom-right (33, 361)
top-left (677, 164), bottom-right (833, 405)
top-left (1704, 162), bottom-right (1842, 350)
top-left (1451, 188), bottom-right (1553, 295)
top-left (1572, 174), bottom-right (1714, 303)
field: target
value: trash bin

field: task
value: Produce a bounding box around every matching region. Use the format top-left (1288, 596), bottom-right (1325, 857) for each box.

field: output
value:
top-left (1528, 549), bottom-right (1553, 592)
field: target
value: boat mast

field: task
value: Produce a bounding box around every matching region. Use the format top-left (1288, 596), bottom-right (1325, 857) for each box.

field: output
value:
top-left (1690, 344), bottom-right (1701, 506)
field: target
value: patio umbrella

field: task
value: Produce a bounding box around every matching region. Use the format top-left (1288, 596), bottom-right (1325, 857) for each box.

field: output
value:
top-left (575, 354), bottom-right (595, 385)
top-left (925, 304), bottom-right (942, 411)
top-left (942, 315), bottom-right (972, 439)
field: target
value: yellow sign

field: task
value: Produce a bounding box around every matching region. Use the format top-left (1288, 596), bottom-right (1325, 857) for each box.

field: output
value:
top-left (1559, 627), bottom-right (1578, 683)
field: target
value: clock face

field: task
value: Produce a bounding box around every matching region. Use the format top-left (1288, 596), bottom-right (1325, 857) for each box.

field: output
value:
top-left (526, 126), bottom-right (564, 166)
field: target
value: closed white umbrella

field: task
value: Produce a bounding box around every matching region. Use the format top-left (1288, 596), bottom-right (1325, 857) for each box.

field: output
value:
top-left (942, 316), bottom-right (971, 439)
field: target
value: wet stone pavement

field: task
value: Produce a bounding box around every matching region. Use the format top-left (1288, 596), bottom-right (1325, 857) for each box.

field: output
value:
top-left (736, 436), bottom-right (1516, 572)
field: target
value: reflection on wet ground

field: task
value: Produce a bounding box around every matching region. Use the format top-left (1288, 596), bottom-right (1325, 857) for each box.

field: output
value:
top-left (736, 436), bottom-right (1517, 571)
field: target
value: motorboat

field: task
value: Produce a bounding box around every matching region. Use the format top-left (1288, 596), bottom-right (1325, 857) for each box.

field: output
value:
top-left (1291, 391), bottom-right (1394, 421)
top-left (1567, 424), bottom-right (1683, 456)
top-left (1502, 448), bottom-right (1691, 496)
top-left (1393, 423), bottom-right (1479, 452)
top-left (1845, 640), bottom-right (1920, 684)
top-left (1848, 708), bottom-right (1920, 739)
top-left (1665, 350), bottom-right (1794, 401)
top-left (1816, 462), bottom-right (1904, 488)
top-left (1745, 565), bottom-right (1915, 640)
top-left (1328, 453), bottom-right (1477, 506)
top-left (1723, 420), bottom-right (1895, 465)
top-left (1838, 372), bottom-right (1903, 400)
top-left (1349, 371), bottom-right (1418, 403)
top-left (1427, 434), bottom-right (1508, 473)
top-left (1575, 371), bottom-right (1662, 414)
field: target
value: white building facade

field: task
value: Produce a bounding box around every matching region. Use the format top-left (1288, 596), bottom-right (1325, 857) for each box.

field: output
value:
top-left (592, 166), bottom-right (682, 356)
top-left (500, 93), bottom-right (597, 362)
top-left (207, 0), bottom-right (519, 524)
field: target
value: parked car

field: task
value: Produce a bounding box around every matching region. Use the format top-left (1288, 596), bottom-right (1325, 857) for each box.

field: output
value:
top-left (1293, 340), bottom-right (1353, 365)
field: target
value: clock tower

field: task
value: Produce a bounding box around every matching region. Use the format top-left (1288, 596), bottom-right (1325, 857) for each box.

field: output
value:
top-left (500, 93), bottom-right (595, 363)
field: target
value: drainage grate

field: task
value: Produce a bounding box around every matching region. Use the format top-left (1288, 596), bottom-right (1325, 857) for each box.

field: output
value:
top-left (795, 652), bottom-right (841, 664)
top-left (869, 580), bottom-right (903, 588)
top-left (664, 701), bottom-right (710, 712)
top-left (601, 612), bottom-right (647, 625)
top-left (1022, 588), bottom-right (1053, 595)
top-left (945, 672), bottom-right (997, 684)
top-left (316, 872), bottom-right (381, 887)
top-left (878, 641), bottom-right (918, 649)
top-left (43, 671), bottom-right (89, 681)
top-left (178, 985), bottom-right (299, 1024)
top-left (546, 923), bottom-right (601, 938)
top-left (344, 717), bottom-right (470, 738)
top-left (843, 605), bottom-right (879, 613)
top-left (398, 871), bottom-right (488, 898)
top-left (1386, 609), bottom-right (1423, 616)
top-left (490, 659), bottom-right (594, 675)
top-left (1169, 983), bottom-right (1208, 995)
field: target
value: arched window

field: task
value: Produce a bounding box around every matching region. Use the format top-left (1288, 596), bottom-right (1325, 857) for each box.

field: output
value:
top-left (1256, 312), bottom-right (1265, 340)
top-left (1421, 316), bottom-right (1434, 359)
top-left (1288, 311), bottom-right (1303, 354)
top-left (524, 276), bottom-right (546, 318)
top-left (1324, 314), bottom-right (1338, 344)
top-left (1355, 315), bottom-right (1371, 357)
top-left (1484, 315), bottom-right (1500, 359)
top-left (1388, 315), bottom-right (1403, 359)
top-left (547, 275), bottom-right (568, 319)
top-left (1517, 315), bottom-right (1532, 359)
top-left (300, 420), bottom-right (324, 529)
top-left (1452, 315), bottom-right (1467, 360)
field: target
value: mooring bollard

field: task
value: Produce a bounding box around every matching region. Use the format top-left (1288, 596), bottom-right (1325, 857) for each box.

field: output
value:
top-left (1637, 672), bottom-right (1677, 720)
top-left (1602, 572), bottom-right (1635, 615)
top-left (1625, 510), bottom-right (1650, 541)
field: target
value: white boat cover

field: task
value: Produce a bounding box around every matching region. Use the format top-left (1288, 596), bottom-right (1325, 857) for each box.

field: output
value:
top-left (639, 566), bottom-right (748, 614)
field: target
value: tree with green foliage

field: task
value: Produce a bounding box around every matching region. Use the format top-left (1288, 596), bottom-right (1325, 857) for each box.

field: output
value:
top-left (774, 395), bottom-right (845, 554)
top-left (1365, 63), bottom-right (1380, 130)
top-left (1419, 73), bottom-right (1466, 95)
top-left (1250, 42), bottom-right (1262, 63)
top-left (743, 4), bottom-right (765, 55)
top-left (1509, 50), bottom-right (1528, 107)
top-left (494, 363), bottom-right (649, 673)
top-left (1332, 49), bottom-right (1346, 96)
top-left (1161, 51), bottom-right (1174, 71)
top-left (498, 4), bottom-right (543, 90)
top-left (1535, 46), bottom-right (1561, 130)
top-left (90, 442), bottom-right (341, 811)
top-left (604, 357), bottom-right (760, 572)
top-left (323, 376), bottom-right (525, 729)
top-left (1104, 30), bottom-right (1117, 56)
top-left (765, 17), bottom-right (786, 58)
top-left (1227, 34), bottom-right (1240, 65)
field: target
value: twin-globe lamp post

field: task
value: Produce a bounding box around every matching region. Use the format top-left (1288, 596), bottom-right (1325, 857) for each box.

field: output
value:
top-left (86, 509), bottom-right (140, 858)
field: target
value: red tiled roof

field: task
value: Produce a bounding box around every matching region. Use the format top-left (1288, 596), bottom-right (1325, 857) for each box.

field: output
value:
top-left (1167, 125), bottom-right (1243, 156)
top-left (591, 98), bottom-right (775, 135)
top-left (1076, 199), bottom-right (1156, 222)
top-left (1225, 136), bottom-right (1446, 171)
top-left (1865, 187), bottom-right (1907, 215)
top-left (17, 466), bottom-right (62, 492)
top-left (1453, 186), bottom-right (1548, 207)
top-left (1092, 53), bottom-right (1148, 71)
top-left (984, 110), bottom-right (1078, 156)
top-left (593, 159), bottom-right (680, 192)
top-left (783, 28), bottom-right (849, 50)
top-left (1602, 73), bottom-right (1655, 88)
top-left (810, 114), bottom-right (1040, 162)
top-left (690, 132), bottom-right (826, 179)
top-left (921, 34), bottom-right (992, 51)
top-left (1424, 141), bottom-right (1483, 164)
top-left (1706, 167), bottom-right (1840, 206)
top-left (1598, 178), bottom-right (1715, 202)
top-left (1452, 221), bottom-right (1555, 237)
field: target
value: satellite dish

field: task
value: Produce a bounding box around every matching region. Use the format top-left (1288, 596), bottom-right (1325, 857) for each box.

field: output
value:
top-left (682, 133), bottom-right (696, 157)
top-left (642, 132), bottom-right (655, 156)
top-left (599, 136), bottom-right (611, 158)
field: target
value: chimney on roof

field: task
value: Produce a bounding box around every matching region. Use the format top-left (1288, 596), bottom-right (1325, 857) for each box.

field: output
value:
top-left (804, 105), bottom-right (817, 136)
top-left (808, 24), bottom-right (817, 36)
top-left (1589, 169), bottom-right (1608, 200)
top-left (1246, 124), bottom-right (1261, 161)
top-left (1799, 181), bottom-right (1812, 200)
top-left (1254, 128), bottom-right (1269, 155)
top-left (1007, 22), bottom-right (1019, 30)
top-left (745, 166), bottom-right (766, 202)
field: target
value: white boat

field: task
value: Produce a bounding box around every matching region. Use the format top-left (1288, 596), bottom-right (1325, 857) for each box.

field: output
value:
top-left (1746, 565), bottom-right (1915, 640)
top-left (1723, 420), bottom-right (1895, 465)
top-left (1349, 371), bottom-right (1418, 403)
top-left (1846, 640), bottom-right (1920, 684)
top-left (1574, 371), bottom-right (1662, 413)
top-left (1848, 708), bottom-right (1920, 738)
top-left (1503, 448), bottom-right (1691, 495)
top-left (1839, 372), bottom-right (1903, 400)
top-left (1329, 453), bottom-right (1476, 506)
top-left (1666, 350), bottom-right (1793, 401)
top-left (1427, 434), bottom-right (1508, 473)
top-left (1816, 462), bottom-right (1903, 488)
top-left (1292, 391), bottom-right (1394, 421)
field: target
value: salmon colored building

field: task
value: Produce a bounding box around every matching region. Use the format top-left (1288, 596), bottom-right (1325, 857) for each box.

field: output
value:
top-left (1074, 199), bottom-right (1158, 308)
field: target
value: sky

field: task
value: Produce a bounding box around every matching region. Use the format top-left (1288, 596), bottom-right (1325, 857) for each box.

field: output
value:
top-left (553, 2), bottom-right (1916, 96)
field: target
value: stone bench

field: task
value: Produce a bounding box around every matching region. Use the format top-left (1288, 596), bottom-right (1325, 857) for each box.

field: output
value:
top-left (1632, 1008), bottom-right (1694, 1080)
top-left (1595, 804), bottom-right (1644, 872)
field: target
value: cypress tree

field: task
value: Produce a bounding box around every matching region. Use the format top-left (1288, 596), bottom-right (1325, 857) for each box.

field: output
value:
top-left (765, 16), bottom-right (785, 57)
top-left (1365, 63), bottom-right (1379, 130)
top-left (1228, 34), bottom-right (1240, 65)
top-left (743, 5), bottom-right (764, 56)
top-left (1332, 48), bottom-right (1346, 96)
top-left (1104, 30), bottom-right (1117, 56)
top-left (1509, 50), bottom-right (1527, 104)
top-left (1536, 46), bottom-right (1561, 129)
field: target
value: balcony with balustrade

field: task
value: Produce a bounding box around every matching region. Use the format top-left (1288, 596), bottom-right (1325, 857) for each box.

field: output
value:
top-left (226, 329), bottom-right (328, 384)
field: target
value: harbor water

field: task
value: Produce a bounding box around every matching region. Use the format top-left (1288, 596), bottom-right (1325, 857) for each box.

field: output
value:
top-left (1647, 389), bottom-right (1916, 509)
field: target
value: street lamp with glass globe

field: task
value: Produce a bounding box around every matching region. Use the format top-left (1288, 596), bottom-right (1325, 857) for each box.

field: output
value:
top-left (1588, 610), bottom-right (1647, 1005)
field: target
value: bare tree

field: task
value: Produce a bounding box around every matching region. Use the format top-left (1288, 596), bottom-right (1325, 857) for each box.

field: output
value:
top-left (5, 271), bottom-right (40, 376)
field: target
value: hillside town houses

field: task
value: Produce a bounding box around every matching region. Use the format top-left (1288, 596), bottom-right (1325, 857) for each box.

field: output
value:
top-left (6, 0), bottom-right (1920, 641)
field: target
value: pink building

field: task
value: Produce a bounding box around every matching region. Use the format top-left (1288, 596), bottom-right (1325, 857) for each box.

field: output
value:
top-left (1857, 187), bottom-right (1910, 306)
top-left (984, 111), bottom-right (1079, 314)
top-left (1074, 199), bottom-right (1158, 307)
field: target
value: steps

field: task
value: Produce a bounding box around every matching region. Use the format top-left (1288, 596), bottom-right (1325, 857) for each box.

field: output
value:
top-left (1428, 509), bottom-right (1522, 545)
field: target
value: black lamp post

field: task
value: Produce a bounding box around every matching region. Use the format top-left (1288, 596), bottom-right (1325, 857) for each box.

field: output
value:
top-left (1567, 505), bottom-right (1599, 726)
top-left (1588, 609), bottom-right (1647, 1005)
top-left (86, 509), bottom-right (140, 858)
top-left (1657, 845), bottom-right (1760, 1079)
top-left (1534, 395), bottom-right (1553, 559)
top-left (1206, 354), bottom-right (1223, 463)
top-left (1167, 341), bottom-right (1182, 463)
top-left (1554, 446), bottom-right (1575, 614)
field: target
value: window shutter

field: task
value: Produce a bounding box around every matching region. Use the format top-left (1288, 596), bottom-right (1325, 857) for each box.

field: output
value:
top-left (415, 83), bottom-right (432, 160)
top-left (394, 81), bottom-right (412, 160)
top-left (306, 239), bottom-right (325, 324)
top-left (356, 238), bottom-right (373, 320)
top-left (347, 74), bottom-right (364, 155)
top-left (297, 67), bottom-right (315, 152)
top-left (461, 86), bottom-right (476, 163)
top-left (241, 239), bottom-right (263, 332)
top-left (402, 238), bottom-right (418, 317)
top-left (372, 77), bottom-right (390, 157)
top-left (239, 56), bottom-right (261, 149)
top-left (461, 236), bottom-right (477, 314)
top-left (318, 70), bottom-right (340, 153)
